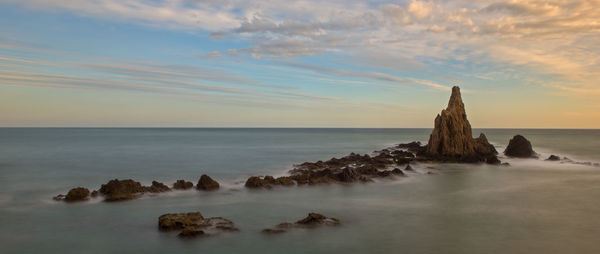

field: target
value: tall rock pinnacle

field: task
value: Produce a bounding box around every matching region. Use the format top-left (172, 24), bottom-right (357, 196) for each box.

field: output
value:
top-left (425, 86), bottom-right (497, 162)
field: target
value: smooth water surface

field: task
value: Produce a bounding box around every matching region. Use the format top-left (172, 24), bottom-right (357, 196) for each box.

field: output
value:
top-left (1, 128), bottom-right (599, 253)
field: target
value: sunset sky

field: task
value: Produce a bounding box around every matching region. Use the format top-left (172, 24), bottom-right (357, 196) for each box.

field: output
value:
top-left (1, 0), bottom-right (599, 128)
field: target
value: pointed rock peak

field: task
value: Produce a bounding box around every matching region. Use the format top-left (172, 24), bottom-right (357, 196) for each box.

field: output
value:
top-left (447, 86), bottom-right (464, 111)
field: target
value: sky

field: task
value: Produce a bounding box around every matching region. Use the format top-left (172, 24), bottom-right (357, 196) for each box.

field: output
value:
top-left (0, 0), bottom-right (599, 128)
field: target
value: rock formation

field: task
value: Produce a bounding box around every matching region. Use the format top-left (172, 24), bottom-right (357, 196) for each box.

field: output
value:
top-left (99, 179), bottom-right (146, 201)
top-left (424, 86), bottom-right (497, 162)
top-left (64, 187), bottom-right (90, 202)
top-left (196, 174), bottom-right (220, 191)
top-left (504, 135), bottom-right (536, 158)
top-left (173, 180), bottom-right (194, 190)
top-left (158, 212), bottom-right (238, 238)
top-left (262, 213), bottom-right (340, 234)
top-left (145, 181), bottom-right (171, 193)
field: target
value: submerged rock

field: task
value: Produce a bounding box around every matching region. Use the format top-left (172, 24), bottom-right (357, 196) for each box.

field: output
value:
top-left (158, 212), bottom-right (238, 238)
top-left (424, 86), bottom-right (496, 162)
top-left (262, 213), bottom-right (340, 234)
top-left (197, 174), bottom-right (219, 191)
top-left (173, 180), bottom-right (194, 190)
top-left (546, 155), bottom-right (561, 161)
top-left (65, 187), bottom-right (90, 202)
top-left (504, 135), bottom-right (536, 158)
top-left (296, 213), bottom-right (340, 226)
top-left (52, 194), bottom-right (65, 201)
top-left (404, 164), bottom-right (414, 171)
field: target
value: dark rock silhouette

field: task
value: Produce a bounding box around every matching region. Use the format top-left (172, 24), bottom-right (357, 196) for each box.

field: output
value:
top-left (145, 181), bottom-right (171, 193)
top-left (546, 155), bottom-right (560, 161)
top-left (99, 179), bottom-right (146, 202)
top-left (424, 86), bottom-right (497, 162)
top-left (197, 174), bottom-right (219, 191)
top-left (173, 180), bottom-right (194, 190)
top-left (504, 135), bottom-right (536, 158)
top-left (65, 187), bottom-right (90, 202)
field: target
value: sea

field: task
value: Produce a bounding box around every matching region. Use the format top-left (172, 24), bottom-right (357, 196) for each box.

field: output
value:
top-left (0, 128), bottom-right (599, 254)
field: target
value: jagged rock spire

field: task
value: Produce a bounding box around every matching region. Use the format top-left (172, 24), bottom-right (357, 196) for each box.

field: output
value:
top-left (425, 86), bottom-right (497, 162)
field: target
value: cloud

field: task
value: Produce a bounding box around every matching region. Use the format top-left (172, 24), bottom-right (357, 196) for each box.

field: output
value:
top-left (4, 0), bottom-right (600, 98)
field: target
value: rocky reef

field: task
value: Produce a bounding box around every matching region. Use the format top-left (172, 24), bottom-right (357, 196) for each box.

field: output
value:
top-left (262, 213), bottom-right (340, 234)
top-left (54, 177), bottom-right (218, 202)
top-left (423, 86), bottom-right (498, 163)
top-left (158, 212), bottom-right (238, 238)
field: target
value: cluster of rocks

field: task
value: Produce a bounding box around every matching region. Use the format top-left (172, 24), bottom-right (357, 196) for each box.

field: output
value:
top-left (53, 175), bottom-right (221, 202)
top-left (156, 212), bottom-right (339, 239)
top-left (244, 151), bottom-right (413, 189)
top-left (261, 213), bottom-right (341, 234)
top-left (158, 212), bottom-right (239, 238)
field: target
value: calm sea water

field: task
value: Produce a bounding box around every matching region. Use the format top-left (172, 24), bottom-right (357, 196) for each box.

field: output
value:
top-left (1, 128), bottom-right (599, 254)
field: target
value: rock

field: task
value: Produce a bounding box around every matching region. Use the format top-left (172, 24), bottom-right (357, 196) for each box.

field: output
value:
top-left (391, 168), bottom-right (405, 176)
top-left (146, 181), bottom-right (171, 193)
top-left (296, 213), bottom-right (341, 226)
top-left (99, 179), bottom-right (146, 202)
top-left (404, 164), bottom-right (414, 171)
top-left (377, 170), bottom-right (392, 177)
top-left (504, 135), bottom-right (536, 158)
top-left (396, 141), bottom-right (425, 153)
top-left (52, 194), bottom-right (65, 201)
top-left (337, 167), bottom-right (360, 182)
top-left (173, 180), bottom-right (194, 190)
top-left (263, 213), bottom-right (341, 234)
top-left (197, 174), bottom-right (219, 191)
top-left (474, 133), bottom-right (498, 156)
top-left (90, 190), bottom-right (98, 197)
top-left (178, 227), bottom-right (206, 238)
top-left (245, 176), bottom-right (266, 188)
top-left (159, 212), bottom-right (238, 238)
top-left (65, 187), bottom-right (90, 202)
top-left (486, 155), bottom-right (501, 165)
top-left (546, 155), bottom-right (561, 161)
top-left (159, 212), bottom-right (205, 231)
top-left (424, 86), bottom-right (495, 162)
top-left (262, 228), bottom-right (286, 234)
top-left (274, 176), bottom-right (294, 186)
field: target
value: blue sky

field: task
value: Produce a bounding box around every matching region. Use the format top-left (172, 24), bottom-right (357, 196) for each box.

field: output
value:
top-left (1, 0), bottom-right (599, 128)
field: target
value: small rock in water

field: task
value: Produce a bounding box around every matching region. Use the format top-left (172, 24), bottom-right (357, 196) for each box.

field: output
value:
top-left (158, 212), bottom-right (238, 239)
top-left (99, 179), bottom-right (146, 202)
top-left (173, 180), bottom-right (194, 190)
top-left (262, 228), bottom-right (286, 234)
top-left (65, 187), bottom-right (90, 202)
top-left (197, 174), bottom-right (219, 191)
top-left (546, 155), bottom-right (561, 161)
top-left (146, 181), bottom-right (171, 193)
top-left (504, 135), bottom-right (537, 158)
top-left (52, 194), bottom-right (65, 201)
top-left (404, 164), bottom-right (414, 171)
top-left (262, 213), bottom-right (341, 234)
